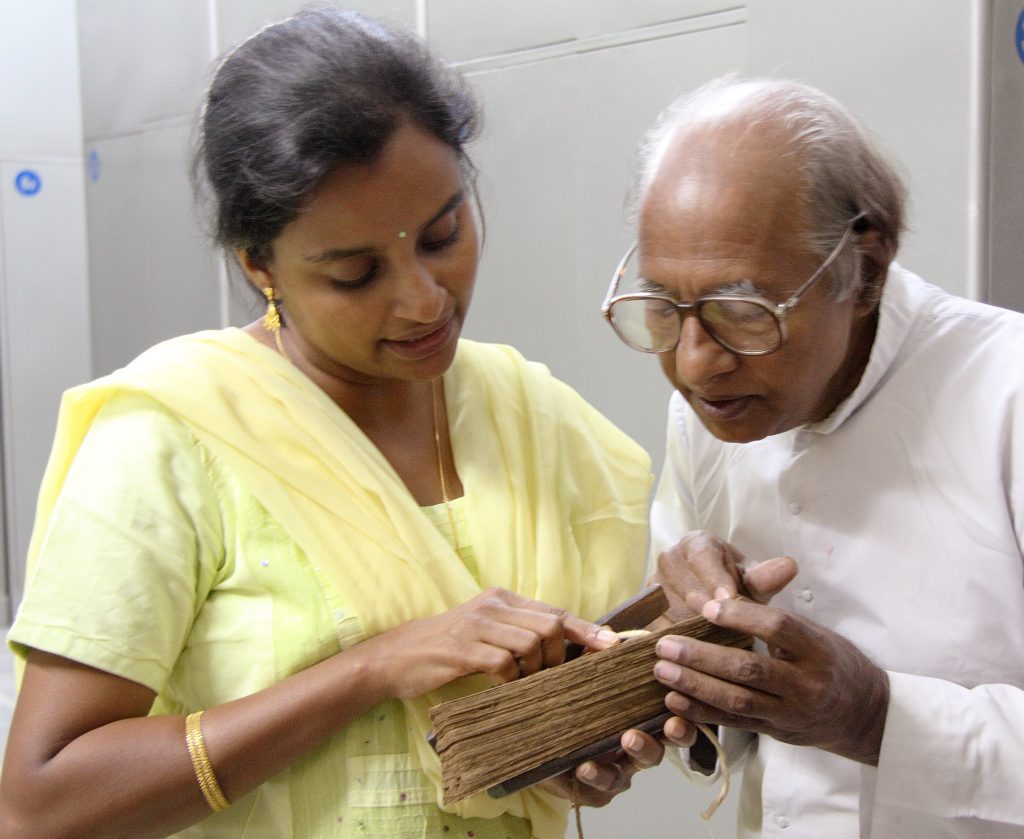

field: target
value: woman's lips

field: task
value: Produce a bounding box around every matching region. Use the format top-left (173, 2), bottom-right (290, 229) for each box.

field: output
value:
top-left (384, 316), bottom-right (456, 360)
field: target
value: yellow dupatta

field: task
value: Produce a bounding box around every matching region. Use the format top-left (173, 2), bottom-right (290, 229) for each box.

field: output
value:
top-left (24, 329), bottom-right (651, 834)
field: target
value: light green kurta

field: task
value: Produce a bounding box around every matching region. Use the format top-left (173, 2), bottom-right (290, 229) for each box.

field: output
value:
top-left (11, 332), bottom-right (651, 837)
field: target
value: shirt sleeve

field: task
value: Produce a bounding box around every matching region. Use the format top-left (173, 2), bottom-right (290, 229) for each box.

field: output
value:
top-left (872, 672), bottom-right (1024, 828)
top-left (870, 364), bottom-right (1024, 829)
top-left (9, 391), bottom-right (225, 693)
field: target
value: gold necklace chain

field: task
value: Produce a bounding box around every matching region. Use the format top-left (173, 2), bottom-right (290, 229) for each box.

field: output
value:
top-left (431, 377), bottom-right (462, 555)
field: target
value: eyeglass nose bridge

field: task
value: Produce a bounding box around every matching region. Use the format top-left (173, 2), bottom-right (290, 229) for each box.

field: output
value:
top-left (666, 298), bottom-right (742, 354)
top-left (654, 295), bottom-right (787, 356)
top-left (667, 299), bottom-right (710, 349)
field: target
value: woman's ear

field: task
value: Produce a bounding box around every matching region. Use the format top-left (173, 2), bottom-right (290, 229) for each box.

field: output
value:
top-left (235, 248), bottom-right (273, 294)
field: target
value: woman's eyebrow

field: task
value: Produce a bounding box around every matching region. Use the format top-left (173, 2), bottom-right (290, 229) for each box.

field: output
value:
top-left (305, 190), bottom-right (465, 265)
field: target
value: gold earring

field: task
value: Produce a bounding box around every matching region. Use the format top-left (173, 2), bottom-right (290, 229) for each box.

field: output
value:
top-left (261, 287), bottom-right (289, 360)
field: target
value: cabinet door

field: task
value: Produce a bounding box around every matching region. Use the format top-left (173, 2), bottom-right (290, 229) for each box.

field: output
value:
top-left (465, 17), bottom-right (744, 464)
top-left (746, 0), bottom-right (978, 299)
top-left (85, 127), bottom-right (220, 376)
top-left (1, 159), bottom-right (91, 614)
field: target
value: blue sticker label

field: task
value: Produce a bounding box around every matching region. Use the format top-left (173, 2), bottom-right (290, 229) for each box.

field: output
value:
top-left (14, 169), bottom-right (42, 196)
top-left (88, 149), bottom-right (101, 183)
top-left (1017, 6), bottom-right (1024, 65)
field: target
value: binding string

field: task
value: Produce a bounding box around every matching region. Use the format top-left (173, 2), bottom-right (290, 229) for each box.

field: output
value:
top-left (572, 771), bottom-right (584, 839)
top-left (693, 722), bottom-right (730, 820)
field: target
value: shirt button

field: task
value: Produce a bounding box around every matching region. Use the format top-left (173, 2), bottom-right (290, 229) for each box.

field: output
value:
top-left (798, 589), bottom-right (814, 602)
top-left (776, 816), bottom-right (790, 828)
top-left (787, 502), bottom-right (802, 515)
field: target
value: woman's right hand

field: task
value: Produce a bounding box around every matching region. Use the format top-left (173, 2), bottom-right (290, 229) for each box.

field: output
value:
top-left (0, 590), bottom-right (616, 837)
top-left (358, 587), bottom-right (620, 700)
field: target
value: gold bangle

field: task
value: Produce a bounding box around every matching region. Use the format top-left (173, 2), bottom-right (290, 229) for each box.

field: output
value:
top-left (185, 711), bottom-right (230, 813)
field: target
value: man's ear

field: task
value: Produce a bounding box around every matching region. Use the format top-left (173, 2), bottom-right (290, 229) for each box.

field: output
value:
top-left (854, 229), bottom-right (896, 313)
top-left (235, 247), bottom-right (273, 294)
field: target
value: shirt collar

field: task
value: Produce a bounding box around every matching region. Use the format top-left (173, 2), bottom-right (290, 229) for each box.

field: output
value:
top-left (803, 263), bottom-right (919, 435)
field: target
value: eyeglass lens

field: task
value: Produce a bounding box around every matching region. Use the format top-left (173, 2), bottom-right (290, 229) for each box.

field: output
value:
top-left (609, 296), bottom-right (782, 353)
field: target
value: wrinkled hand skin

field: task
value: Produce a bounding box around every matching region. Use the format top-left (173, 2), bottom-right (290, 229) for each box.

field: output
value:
top-left (654, 598), bottom-right (890, 766)
top-left (649, 530), bottom-right (798, 622)
top-left (539, 728), bottom-right (665, 807)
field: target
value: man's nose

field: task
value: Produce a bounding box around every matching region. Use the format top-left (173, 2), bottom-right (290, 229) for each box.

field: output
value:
top-left (671, 314), bottom-right (738, 385)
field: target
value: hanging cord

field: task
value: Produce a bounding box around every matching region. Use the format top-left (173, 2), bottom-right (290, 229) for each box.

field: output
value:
top-left (571, 772), bottom-right (584, 839)
top-left (430, 378), bottom-right (463, 556)
top-left (692, 722), bottom-right (730, 820)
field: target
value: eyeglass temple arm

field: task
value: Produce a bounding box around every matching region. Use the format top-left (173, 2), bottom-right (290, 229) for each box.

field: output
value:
top-left (602, 243), bottom-right (638, 314)
top-left (784, 213), bottom-right (868, 308)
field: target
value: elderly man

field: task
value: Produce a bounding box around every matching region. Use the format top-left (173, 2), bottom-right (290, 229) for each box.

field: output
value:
top-left (603, 77), bottom-right (1024, 837)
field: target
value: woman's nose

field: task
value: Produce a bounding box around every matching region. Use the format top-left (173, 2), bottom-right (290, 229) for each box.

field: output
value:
top-left (393, 258), bottom-right (446, 323)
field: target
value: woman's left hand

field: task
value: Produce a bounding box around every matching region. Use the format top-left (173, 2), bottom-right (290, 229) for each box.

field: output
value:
top-left (539, 727), bottom-right (665, 806)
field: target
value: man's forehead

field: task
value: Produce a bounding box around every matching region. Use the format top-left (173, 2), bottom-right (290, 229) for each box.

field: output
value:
top-left (639, 130), bottom-right (811, 253)
top-left (638, 181), bottom-right (809, 257)
top-left (635, 191), bottom-right (816, 296)
top-left (649, 128), bottom-right (801, 203)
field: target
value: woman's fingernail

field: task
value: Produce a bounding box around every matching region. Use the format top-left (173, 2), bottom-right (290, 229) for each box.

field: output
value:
top-left (597, 628), bottom-right (619, 645)
top-left (714, 587), bottom-right (732, 600)
top-left (703, 600), bottom-right (722, 621)
top-left (577, 762), bottom-right (597, 781)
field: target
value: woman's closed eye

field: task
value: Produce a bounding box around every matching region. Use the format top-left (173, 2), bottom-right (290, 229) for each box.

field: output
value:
top-left (328, 255), bottom-right (379, 290)
top-left (420, 210), bottom-right (461, 252)
top-left (324, 209), bottom-right (462, 290)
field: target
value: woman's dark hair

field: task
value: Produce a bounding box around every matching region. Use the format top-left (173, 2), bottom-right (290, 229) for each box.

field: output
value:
top-left (193, 6), bottom-right (480, 268)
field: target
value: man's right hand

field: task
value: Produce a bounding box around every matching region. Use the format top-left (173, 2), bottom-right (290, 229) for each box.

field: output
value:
top-left (650, 530), bottom-right (799, 620)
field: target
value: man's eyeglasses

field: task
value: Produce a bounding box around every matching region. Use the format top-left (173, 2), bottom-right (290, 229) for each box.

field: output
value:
top-left (601, 214), bottom-right (866, 356)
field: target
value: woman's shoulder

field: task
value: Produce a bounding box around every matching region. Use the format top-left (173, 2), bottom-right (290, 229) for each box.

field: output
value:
top-left (76, 391), bottom-right (229, 495)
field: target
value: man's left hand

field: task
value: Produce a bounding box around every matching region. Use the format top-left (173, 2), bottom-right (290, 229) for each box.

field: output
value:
top-left (654, 597), bottom-right (889, 765)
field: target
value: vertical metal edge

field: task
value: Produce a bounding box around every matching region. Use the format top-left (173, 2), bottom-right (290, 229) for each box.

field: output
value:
top-left (966, 0), bottom-right (992, 303)
top-left (0, 173), bottom-right (12, 625)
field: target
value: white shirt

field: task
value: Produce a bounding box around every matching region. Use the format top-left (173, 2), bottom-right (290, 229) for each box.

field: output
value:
top-left (651, 265), bottom-right (1024, 838)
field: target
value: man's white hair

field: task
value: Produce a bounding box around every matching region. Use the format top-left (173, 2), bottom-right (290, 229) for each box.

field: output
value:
top-left (630, 76), bottom-right (907, 300)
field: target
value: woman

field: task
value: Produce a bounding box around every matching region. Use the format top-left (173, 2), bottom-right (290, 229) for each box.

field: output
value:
top-left (0, 8), bottom-right (657, 839)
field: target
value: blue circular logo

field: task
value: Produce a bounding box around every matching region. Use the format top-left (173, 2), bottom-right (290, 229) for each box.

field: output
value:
top-left (14, 169), bottom-right (42, 196)
top-left (87, 149), bottom-right (101, 183)
top-left (1017, 6), bottom-right (1024, 65)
